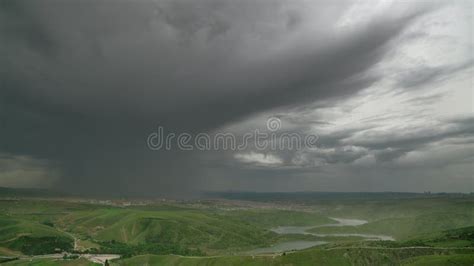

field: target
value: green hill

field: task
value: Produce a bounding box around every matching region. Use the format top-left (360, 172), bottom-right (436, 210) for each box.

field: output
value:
top-left (57, 208), bottom-right (330, 254)
top-left (0, 214), bottom-right (73, 255)
top-left (111, 247), bottom-right (474, 266)
top-left (0, 194), bottom-right (473, 263)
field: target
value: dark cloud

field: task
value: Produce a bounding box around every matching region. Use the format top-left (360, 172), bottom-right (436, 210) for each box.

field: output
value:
top-left (2, 0), bottom-right (467, 195)
top-left (299, 116), bottom-right (474, 166)
top-left (344, 116), bottom-right (474, 152)
top-left (1, 0), bottom-right (426, 124)
top-left (395, 60), bottom-right (473, 89)
top-left (403, 93), bottom-right (445, 105)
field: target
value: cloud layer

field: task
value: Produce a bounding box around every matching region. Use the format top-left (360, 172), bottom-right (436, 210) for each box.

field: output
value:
top-left (0, 0), bottom-right (472, 196)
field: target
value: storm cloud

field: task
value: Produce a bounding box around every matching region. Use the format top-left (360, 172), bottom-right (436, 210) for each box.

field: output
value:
top-left (0, 0), bottom-right (472, 196)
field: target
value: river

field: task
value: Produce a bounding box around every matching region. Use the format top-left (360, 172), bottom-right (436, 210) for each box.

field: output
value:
top-left (248, 217), bottom-right (394, 254)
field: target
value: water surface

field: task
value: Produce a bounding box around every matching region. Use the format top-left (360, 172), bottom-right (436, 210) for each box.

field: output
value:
top-left (248, 217), bottom-right (394, 254)
top-left (271, 217), bottom-right (394, 241)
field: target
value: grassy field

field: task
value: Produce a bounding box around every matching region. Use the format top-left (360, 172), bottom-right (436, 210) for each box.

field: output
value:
top-left (7, 247), bottom-right (473, 266)
top-left (0, 192), bottom-right (473, 265)
top-left (111, 248), bottom-right (474, 266)
top-left (0, 199), bottom-right (331, 256)
top-left (3, 258), bottom-right (100, 266)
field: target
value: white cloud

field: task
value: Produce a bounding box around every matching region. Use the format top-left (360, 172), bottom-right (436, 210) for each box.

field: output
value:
top-left (395, 142), bottom-right (474, 167)
top-left (234, 152), bottom-right (283, 167)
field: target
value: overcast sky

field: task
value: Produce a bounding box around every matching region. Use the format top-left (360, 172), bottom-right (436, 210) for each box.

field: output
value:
top-left (0, 0), bottom-right (472, 197)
